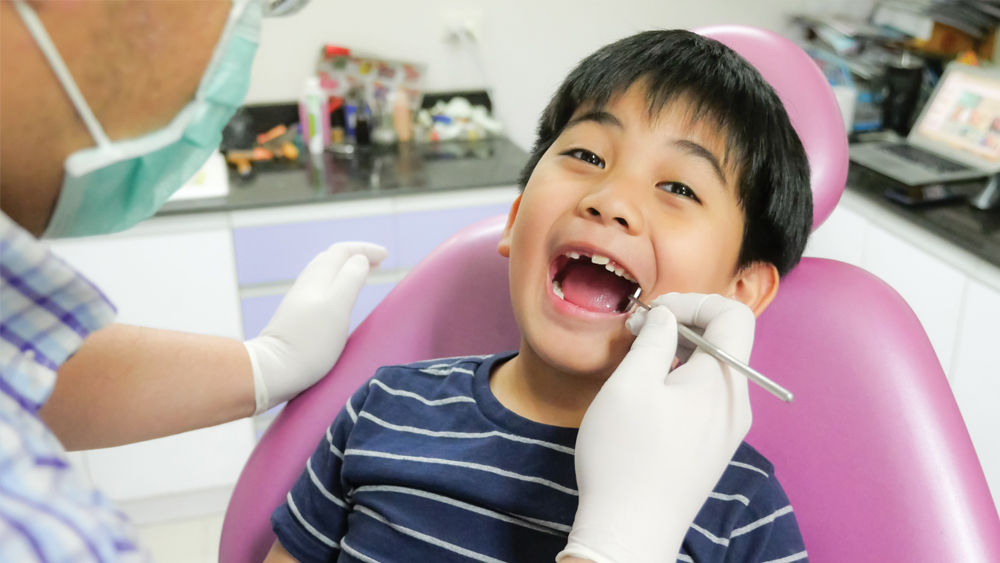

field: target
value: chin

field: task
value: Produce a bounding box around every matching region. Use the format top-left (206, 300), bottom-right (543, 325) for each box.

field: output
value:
top-left (527, 326), bottom-right (632, 380)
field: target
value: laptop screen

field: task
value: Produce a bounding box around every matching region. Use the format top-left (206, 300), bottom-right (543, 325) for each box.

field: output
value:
top-left (915, 65), bottom-right (1000, 165)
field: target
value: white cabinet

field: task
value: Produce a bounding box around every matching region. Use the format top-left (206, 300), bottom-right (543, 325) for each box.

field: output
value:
top-left (807, 193), bottom-right (974, 380)
top-left (860, 225), bottom-right (967, 377)
top-left (950, 279), bottom-right (1000, 511)
top-left (46, 214), bottom-right (255, 523)
top-left (84, 422), bottom-right (256, 501)
top-left (803, 204), bottom-right (867, 267)
top-left (807, 192), bottom-right (1000, 517)
top-left (47, 214), bottom-right (244, 339)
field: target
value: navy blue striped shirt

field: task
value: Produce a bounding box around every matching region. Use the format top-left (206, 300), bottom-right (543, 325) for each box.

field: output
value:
top-left (272, 352), bottom-right (807, 563)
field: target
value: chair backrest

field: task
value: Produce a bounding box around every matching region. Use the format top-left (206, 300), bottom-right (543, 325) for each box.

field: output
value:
top-left (696, 25), bottom-right (847, 230)
top-left (220, 217), bottom-right (519, 563)
top-left (220, 26), bottom-right (1000, 562)
top-left (750, 258), bottom-right (1000, 560)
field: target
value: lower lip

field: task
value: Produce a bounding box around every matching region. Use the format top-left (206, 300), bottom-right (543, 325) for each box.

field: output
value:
top-left (546, 260), bottom-right (630, 320)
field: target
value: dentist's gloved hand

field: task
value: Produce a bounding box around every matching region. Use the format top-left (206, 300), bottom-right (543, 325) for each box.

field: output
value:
top-left (244, 242), bottom-right (388, 415)
top-left (559, 293), bottom-right (755, 563)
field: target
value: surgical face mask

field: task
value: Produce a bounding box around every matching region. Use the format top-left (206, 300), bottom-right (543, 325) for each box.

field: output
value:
top-left (14, 0), bottom-right (308, 238)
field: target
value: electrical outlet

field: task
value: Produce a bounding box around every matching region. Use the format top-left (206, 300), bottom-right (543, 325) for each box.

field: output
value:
top-left (441, 9), bottom-right (483, 44)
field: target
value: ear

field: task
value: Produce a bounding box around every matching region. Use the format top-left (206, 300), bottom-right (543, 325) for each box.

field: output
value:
top-left (497, 194), bottom-right (522, 258)
top-left (727, 262), bottom-right (779, 318)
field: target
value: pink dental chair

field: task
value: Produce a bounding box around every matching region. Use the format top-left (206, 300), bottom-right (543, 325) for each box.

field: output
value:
top-left (220, 27), bottom-right (1000, 562)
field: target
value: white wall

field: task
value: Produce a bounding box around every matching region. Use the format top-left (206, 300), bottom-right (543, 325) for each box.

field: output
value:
top-left (247, 0), bottom-right (875, 150)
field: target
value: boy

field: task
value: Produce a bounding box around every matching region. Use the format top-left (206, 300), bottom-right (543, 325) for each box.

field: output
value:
top-left (267, 29), bottom-right (812, 563)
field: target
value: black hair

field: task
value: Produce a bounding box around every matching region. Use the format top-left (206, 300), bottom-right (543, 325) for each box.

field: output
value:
top-left (518, 30), bottom-right (812, 277)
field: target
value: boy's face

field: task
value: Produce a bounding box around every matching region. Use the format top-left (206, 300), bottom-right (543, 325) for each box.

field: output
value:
top-left (499, 87), bottom-right (749, 379)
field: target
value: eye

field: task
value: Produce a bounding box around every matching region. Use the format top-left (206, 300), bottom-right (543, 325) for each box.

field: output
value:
top-left (562, 148), bottom-right (605, 169)
top-left (657, 181), bottom-right (701, 203)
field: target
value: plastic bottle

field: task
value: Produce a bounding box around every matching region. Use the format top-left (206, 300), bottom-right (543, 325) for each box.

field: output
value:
top-left (355, 95), bottom-right (372, 146)
top-left (393, 89), bottom-right (413, 143)
top-left (343, 86), bottom-right (360, 141)
top-left (372, 90), bottom-right (398, 145)
top-left (299, 77), bottom-right (330, 154)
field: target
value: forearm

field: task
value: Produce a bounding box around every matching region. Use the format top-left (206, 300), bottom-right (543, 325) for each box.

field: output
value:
top-left (40, 323), bottom-right (255, 451)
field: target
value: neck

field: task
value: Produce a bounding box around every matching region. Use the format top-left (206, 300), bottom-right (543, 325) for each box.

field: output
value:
top-left (490, 339), bottom-right (608, 428)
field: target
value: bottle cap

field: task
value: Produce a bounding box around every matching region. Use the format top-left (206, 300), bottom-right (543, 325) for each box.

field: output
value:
top-left (324, 45), bottom-right (351, 58)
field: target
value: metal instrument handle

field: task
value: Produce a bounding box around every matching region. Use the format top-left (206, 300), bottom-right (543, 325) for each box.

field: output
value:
top-left (628, 294), bottom-right (794, 403)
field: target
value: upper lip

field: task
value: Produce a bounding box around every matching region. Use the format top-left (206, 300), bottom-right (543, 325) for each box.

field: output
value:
top-left (551, 242), bottom-right (643, 289)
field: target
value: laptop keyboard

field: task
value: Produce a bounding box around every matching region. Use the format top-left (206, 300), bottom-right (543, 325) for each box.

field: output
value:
top-left (881, 143), bottom-right (970, 173)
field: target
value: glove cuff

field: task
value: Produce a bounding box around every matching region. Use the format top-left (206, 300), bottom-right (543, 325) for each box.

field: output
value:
top-left (559, 522), bottom-right (684, 563)
top-left (244, 340), bottom-right (271, 416)
top-left (556, 544), bottom-right (617, 563)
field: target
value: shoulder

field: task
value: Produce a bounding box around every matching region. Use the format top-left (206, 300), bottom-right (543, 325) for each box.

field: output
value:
top-left (337, 354), bottom-right (502, 427)
top-left (682, 442), bottom-right (807, 563)
top-left (381, 354), bottom-right (495, 377)
top-left (726, 441), bottom-right (776, 495)
top-left (726, 443), bottom-right (796, 534)
top-left (343, 353), bottom-right (507, 417)
top-left (364, 354), bottom-right (501, 398)
top-left (704, 442), bottom-right (778, 516)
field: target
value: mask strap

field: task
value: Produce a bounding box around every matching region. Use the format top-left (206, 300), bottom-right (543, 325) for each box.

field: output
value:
top-left (13, 0), bottom-right (112, 148)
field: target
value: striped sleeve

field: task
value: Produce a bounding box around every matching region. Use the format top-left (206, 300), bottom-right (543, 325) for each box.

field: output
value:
top-left (680, 443), bottom-right (807, 563)
top-left (271, 382), bottom-right (370, 563)
top-left (721, 470), bottom-right (807, 563)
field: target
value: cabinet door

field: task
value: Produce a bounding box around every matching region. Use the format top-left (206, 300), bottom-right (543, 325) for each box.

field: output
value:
top-left (803, 204), bottom-right (867, 267)
top-left (232, 214), bottom-right (395, 286)
top-left (46, 219), bottom-right (254, 512)
top-left (860, 225), bottom-right (967, 377)
top-left (395, 203), bottom-right (513, 267)
top-left (47, 221), bottom-right (243, 339)
top-left (241, 281), bottom-right (397, 339)
top-left (950, 279), bottom-right (1000, 516)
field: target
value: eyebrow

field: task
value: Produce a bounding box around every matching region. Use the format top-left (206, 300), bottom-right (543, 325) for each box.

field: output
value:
top-left (562, 112), bottom-right (729, 187)
top-left (671, 139), bottom-right (727, 186)
top-left (565, 110), bottom-right (624, 131)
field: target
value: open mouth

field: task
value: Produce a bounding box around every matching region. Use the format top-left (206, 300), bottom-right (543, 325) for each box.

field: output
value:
top-left (550, 250), bottom-right (640, 314)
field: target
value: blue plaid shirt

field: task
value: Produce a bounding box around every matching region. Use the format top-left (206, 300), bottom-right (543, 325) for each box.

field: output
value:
top-left (0, 213), bottom-right (148, 562)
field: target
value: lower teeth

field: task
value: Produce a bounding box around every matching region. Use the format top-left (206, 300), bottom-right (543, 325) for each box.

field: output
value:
top-left (553, 280), bottom-right (565, 299)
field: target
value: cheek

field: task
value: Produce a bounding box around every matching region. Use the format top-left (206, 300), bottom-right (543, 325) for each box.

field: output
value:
top-left (507, 192), bottom-right (553, 296)
top-left (652, 220), bottom-right (742, 293)
top-left (510, 168), bottom-right (571, 261)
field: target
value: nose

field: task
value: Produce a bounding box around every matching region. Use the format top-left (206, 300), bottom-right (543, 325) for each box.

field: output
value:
top-left (577, 176), bottom-right (644, 233)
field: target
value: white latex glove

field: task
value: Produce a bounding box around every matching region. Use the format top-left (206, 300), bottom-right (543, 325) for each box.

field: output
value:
top-left (558, 293), bottom-right (755, 563)
top-left (244, 242), bottom-right (388, 415)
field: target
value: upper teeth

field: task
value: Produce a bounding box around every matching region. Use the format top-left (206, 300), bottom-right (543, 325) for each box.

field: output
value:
top-left (562, 251), bottom-right (637, 283)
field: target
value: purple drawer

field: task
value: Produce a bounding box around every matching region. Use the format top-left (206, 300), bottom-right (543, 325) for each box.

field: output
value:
top-left (241, 282), bottom-right (397, 339)
top-left (241, 294), bottom-right (284, 340)
top-left (395, 204), bottom-right (511, 267)
top-left (232, 215), bottom-right (395, 286)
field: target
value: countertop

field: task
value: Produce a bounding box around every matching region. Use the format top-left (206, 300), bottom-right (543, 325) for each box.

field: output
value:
top-left (846, 164), bottom-right (1000, 269)
top-left (157, 136), bottom-right (528, 217)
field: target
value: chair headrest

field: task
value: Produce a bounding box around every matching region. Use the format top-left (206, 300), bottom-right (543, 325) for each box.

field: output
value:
top-left (696, 26), bottom-right (849, 231)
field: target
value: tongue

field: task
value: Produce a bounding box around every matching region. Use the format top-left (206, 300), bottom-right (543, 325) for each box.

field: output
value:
top-left (559, 260), bottom-right (635, 313)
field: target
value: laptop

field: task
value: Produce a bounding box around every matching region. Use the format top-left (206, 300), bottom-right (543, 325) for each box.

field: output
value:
top-left (849, 63), bottom-right (1000, 186)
